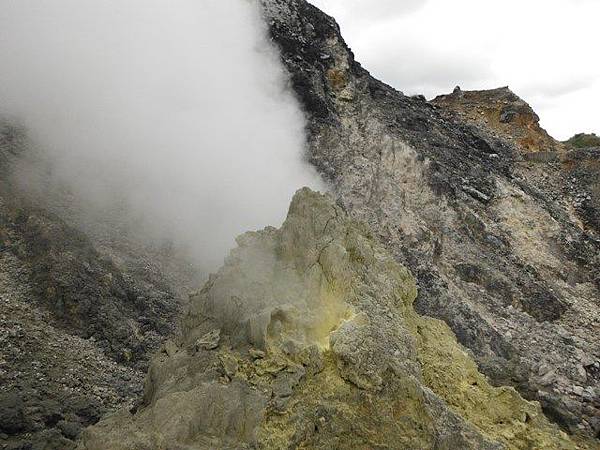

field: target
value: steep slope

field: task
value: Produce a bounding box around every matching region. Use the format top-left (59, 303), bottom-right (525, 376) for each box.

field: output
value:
top-left (0, 123), bottom-right (201, 448)
top-left (80, 188), bottom-right (583, 449)
top-left (562, 146), bottom-right (600, 234)
top-left (262, 0), bottom-right (600, 440)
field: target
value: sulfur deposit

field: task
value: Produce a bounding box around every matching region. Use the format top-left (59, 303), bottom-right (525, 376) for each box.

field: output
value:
top-left (79, 189), bottom-right (585, 450)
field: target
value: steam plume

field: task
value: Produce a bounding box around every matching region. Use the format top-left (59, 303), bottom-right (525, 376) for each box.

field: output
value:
top-left (0, 0), bottom-right (323, 269)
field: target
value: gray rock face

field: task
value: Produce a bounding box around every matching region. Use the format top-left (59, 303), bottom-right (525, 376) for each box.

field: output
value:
top-left (262, 0), bottom-right (600, 440)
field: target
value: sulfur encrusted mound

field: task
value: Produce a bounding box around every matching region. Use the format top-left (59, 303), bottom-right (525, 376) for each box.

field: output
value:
top-left (79, 188), bottom-right (584, 450)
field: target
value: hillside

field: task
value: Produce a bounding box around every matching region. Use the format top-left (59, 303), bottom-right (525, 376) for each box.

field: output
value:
top-left (565, 133), bottom-right (600, 150)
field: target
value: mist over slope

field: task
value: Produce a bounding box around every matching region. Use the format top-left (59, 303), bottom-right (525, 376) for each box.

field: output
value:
top-left (0, 0), bottom-right (322, 270)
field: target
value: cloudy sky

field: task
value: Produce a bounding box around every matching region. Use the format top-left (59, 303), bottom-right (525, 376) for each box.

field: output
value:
top-left (310, 0), bottom-right (599, 140)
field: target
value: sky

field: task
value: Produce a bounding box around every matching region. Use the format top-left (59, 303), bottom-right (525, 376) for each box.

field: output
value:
top-left (310, 0), bottom-right (599, 140)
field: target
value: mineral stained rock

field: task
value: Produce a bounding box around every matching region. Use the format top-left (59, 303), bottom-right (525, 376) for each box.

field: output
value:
top-left (79, 188), bottom-right (583, 450)
top-left (432, 86), bottom-right (565, 155)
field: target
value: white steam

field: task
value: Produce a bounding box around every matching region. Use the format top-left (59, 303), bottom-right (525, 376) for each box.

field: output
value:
top-left (0, 0), bottom-right (323, 269)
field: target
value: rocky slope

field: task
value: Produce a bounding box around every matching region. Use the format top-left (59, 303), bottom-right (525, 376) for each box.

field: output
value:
top-left (80, 188), bottom-right (584, 449)
top-left (262, 0), bottom-right (600, 441)
top-left (0, 123), bottom-right (202, 449)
